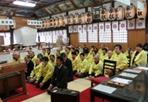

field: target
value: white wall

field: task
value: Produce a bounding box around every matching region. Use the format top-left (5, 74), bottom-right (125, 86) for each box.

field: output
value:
top-left (14, 26), bottom-right (37, 46)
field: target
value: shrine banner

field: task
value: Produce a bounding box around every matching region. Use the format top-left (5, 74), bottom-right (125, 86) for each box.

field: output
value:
top-left (99, 22), bottom-right (104, 32)
top-left (93, 23), bottom-right (98, 32)
top-left (127, 19), bottom-right (135, 30)
top-left (105, 22), bottom-right (111, 31)
top-left (119, 20), bottom-right (127, 30)
top-left (78, 25), bottom-right (83, 32)
top-left (136, 18), bottom-right (145, 29)
top-left (112, 21), bottom-right (119, 31)
top-left (87, 24), bottom-right (92, 32)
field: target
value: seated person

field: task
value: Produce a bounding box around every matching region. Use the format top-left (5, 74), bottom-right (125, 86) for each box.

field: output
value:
top-left (49, 54), bottom-right (56, 67)
top-left (88, 55), bottom-right (103, 77)
top-left (25, 55), bottom-right (34, 79)
top-left (104, 50), bottom-right (114, 60)
top-left (61, 53), bottom-right (73, 82)
top-left (42, 48), bottom-right (49, 57)
top-left (99, 48), bottom-right (108, 61)
top-left (76, 53), bottom-right (90, 78)
top-left (47, 56), bottom-right (68, 93)
top-left (131, 43), bottom-right (147, 67)
top-left (28, 51), bottom-right (37, 65)
top-left (12, 51), bottom-right (21, 63)
top-left (29, 58), bottom-right (42, 83)
top-left (65, 46), bottom-right (72, 60)
top-left (35, 57), bottom-right (54, 89)
top-left (124, 48), bottom-right (133, 67)
top-left (71, 51), bottom-right (80, 74)
top-left (112, 44), bottom-right (128, 72)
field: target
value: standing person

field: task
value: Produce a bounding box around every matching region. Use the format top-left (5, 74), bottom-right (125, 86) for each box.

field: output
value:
top-left (47, 56), bottom-right (68, 94)
top-left (61, 53), bottom-right (73, 82)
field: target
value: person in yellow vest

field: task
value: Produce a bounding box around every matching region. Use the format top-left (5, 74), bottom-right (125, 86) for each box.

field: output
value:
top-left (88, 55), bottom-right (103, 77)
top-left (131, 43), bottom-right (147, 67)
top-left (124, 48), bottom-right (133, 67)
top-left (99, 48), bottom-right (108, 61)
top-left (35, 57), bottom-right (54, 89)
top-left (71, 51), bottom-right (80, 74)
top-left (104, 50), bottom-right (114, 60)
top-left (29, 58), bottom-right (42, 83)
top-left (28, 51), bottom-right (37, 65)
top-left (12, 51), bottom-right (21, 63)
top-left (98, 44), bottom-right (105, 55)
top-left (49, 54), bottom-right (56, 68)
top-left (65, 46), bottom-right (72, 60)
top-left (112, 44), bottom-right (128, 72)
top-left (42, 48), bottom-right (48, 57)
top-left (76, 53), bottom-right (90, 78)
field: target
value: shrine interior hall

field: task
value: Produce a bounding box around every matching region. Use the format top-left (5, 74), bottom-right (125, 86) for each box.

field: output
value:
top-left (0, 0), bottom-right (148, 102)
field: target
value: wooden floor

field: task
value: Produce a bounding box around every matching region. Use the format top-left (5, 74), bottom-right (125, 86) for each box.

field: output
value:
top-left (23, 78), bottom-right (91, 102)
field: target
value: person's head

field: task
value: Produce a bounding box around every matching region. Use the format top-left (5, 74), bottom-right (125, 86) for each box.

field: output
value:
top-left (91, 45), bottom-right (95, 49)
top-left (72, 51), bottom-right (77, 60)
top-left (80, 53), bottom-right (85, 61)
top-left (42, 48), bottom-right (46, 54)
top-left (56, 56), bottom-right (64, 66)
top-left (114, 44), bottom-right (122, 54)
top-left (37, 53), bottom-right (44, 61)
top-left (28, 51), bottom-right (35, 58)
top-left (50, 54), bottom-right (55, 62)
top-left (35, 58), bottom-right (41, 65)
top-left (46, 48), bottom-right (51, 55)
top-left (102, 48), bottom-right (108, 55)
top-left (136, 43), bottom-right (143, 52)
top-left (42, 57), bottom-right (49, 67)
top-left (12, 52), bottom-right (20, 61)
top-left (65, 47), bottom-right (71, 53)
top-left (107, 50), bottom-right (113, 58)
top-left (93, 55), bottom-right (99, 64)
top-left (24, 55), bottom-right (31, 63)
top-left (60, 53), bottom-right (67, 61)
top-left (75, 49), bottom-right (79, 56)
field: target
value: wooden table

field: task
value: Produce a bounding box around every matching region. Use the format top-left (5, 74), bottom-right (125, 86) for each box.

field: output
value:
top-left (90, 69), bottom-right (148, 102)
top-left (0, 62), bottom-right (26, 100)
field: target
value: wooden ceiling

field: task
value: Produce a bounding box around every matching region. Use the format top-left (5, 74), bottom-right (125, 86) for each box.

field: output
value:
top-left (0, 0), bottom-right (112, 18)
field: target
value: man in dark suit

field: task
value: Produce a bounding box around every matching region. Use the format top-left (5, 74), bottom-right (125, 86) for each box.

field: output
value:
top-left (61, 53), bottom-right (73, 82)
top-left (47, 56), bottom-right (68, 94)
top-left (25, 55), bottom-right (34, 80)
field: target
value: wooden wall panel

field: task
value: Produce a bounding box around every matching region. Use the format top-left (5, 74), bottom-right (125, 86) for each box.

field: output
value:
top-left (13, 17), bottom-right (28, 29)
top-left (69, 29), bottom-right (146, 51)
top-left (128, 29), bottom-right (145, 50)
top-left (69, 33), bottom-right (79, 47)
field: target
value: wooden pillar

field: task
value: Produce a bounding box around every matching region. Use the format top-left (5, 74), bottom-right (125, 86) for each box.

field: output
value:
top-left (66, 12), bottom-right (70, 45)
top-left (9, 25), bottom-right (14, 50)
